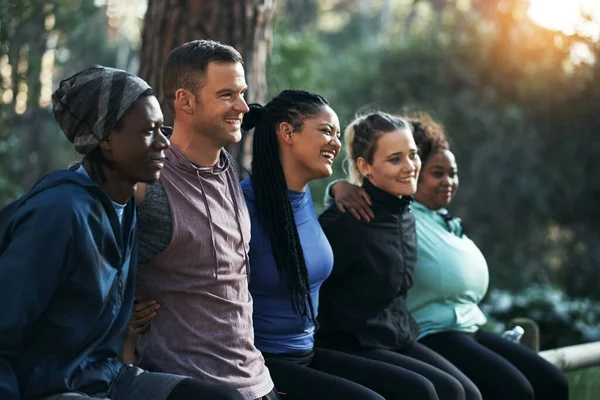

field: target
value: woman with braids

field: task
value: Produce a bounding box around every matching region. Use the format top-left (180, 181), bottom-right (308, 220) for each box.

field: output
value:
top-left (240, 90), bottom-right (450, 400)
top-left (325, 113), bottom-right (568, 400)
top-left (317, 112), bottom-right (482, 400)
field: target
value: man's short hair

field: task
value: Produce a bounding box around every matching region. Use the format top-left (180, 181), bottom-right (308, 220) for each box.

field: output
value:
top-left (161, 40), bottom-right (243, 116)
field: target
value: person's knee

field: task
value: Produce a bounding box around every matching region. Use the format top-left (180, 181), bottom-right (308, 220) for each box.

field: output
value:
top-left (510, 380), bottom-right (534, 400)
top-left (462, 381), bottom-right (482, 400)
top-left (452, 374), bottom-right (481, 400)
top-left (533, 371), bottom-right (569, 399)
top-left (554, 372), bottom-right (570, 397)
top-left (485, 377), bottom-right (534, 400)
top-left (434, 374), bottom-right (466, 400)
top-left (370, 373), bottom-right (438, 400)
top-left (362, 390), bottom-right (386, 400)
top-left (338, 384), bottom-right (386, 400)
top-left (167, 378), bottom-right (243, 400)
top-left (410, 375), bottom-right (440, 400)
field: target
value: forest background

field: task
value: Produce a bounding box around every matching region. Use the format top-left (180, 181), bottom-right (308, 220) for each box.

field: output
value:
top-left (1, 0), bottom-right (599, 365)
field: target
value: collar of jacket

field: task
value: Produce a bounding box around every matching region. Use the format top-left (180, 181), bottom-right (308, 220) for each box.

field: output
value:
top-left (160, 125), bottom-right (230, 177)
top-left (362, 178), bottom-right (412, 213)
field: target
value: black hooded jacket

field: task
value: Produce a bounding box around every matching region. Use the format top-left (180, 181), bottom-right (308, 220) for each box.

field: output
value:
top-left (316, 179), bottom-right (420, 352)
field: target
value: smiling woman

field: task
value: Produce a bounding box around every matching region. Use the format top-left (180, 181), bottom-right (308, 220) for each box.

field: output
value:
top-left (317, 112), bottom-right (483, 400)
top-left (238, 91), bottom-right (393, 399)
top-left (528, 0), bottom-right (600, 38)
top-left (322, 112), bottom-right (569, 400)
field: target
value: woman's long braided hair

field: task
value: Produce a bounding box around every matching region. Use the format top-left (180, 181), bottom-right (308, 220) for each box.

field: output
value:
top-left (242, 89), bottom-right (329, 326)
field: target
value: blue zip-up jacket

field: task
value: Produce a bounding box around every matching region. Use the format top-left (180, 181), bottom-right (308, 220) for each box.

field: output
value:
top-left (0, 167), bottom-right (137, 399)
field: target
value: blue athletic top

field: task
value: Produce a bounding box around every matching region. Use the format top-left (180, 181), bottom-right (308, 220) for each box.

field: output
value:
top-left (241, 178), bottom-right (334, 354)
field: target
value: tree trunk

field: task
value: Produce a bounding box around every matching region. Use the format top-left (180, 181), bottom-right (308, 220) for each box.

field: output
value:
top-left (138, 0), bottom-right (277, 173)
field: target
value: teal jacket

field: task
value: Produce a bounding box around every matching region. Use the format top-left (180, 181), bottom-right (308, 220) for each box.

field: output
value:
top-left (406, 201), bottom-right (488, 339)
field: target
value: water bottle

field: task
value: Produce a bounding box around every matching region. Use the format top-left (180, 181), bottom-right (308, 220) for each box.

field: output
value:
top-left (501, 325), bottom-right (525, 343)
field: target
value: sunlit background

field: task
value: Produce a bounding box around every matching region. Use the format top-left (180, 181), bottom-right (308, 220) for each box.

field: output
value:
top-left (3, 0), bottom-right (600, 116)
top-left (1, 0), bottom-right (600, 389)
top-left (1, 0), bottom-right (600, 397)
top-left (528, 0), bottom-right (600, 38)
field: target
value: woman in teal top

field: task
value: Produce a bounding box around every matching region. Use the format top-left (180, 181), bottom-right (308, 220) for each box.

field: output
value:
top-left (327, 113), bottom-right (568, 400)
top-left (408, 200), bottom-right (488, 339)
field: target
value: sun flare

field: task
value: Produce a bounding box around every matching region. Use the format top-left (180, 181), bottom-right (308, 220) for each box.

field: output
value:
top-left (528, 0), bottom-right (600, 39)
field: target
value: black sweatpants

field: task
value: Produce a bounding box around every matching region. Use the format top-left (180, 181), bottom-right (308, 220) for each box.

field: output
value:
top-left (419, 330), bottom-right (569, 400)
top-left (266, 347), bottom-right (465, 400)
top-left (354, 342), bottom-right (482, 400)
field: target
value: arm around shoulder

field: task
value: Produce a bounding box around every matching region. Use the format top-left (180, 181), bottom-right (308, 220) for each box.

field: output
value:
top-left (323, 179), bottom-right (342, 209)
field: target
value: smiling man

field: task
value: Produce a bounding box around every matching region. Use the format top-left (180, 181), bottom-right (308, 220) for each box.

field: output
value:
top-left (131, 40), bottom-right (277, 400)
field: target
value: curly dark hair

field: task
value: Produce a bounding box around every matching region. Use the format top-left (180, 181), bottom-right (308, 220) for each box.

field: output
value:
top-left (407, 112), bottom-right (450, 166)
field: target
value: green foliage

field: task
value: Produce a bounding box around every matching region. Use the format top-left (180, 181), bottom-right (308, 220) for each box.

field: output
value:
top-left (0, 134), bottom-right (22, 202)
top-left (268, 2), bottom-right (600, 306)
top-left (267, 18), bottom-right (331, 100)
top-left (0, 2), bottom-right (123, 206)
top-left (482, 286), bottom-right (600, 349)
top-left (3, 1), bottom-right (598, 329)
top-left (567, 366), bottom-right (600, 400)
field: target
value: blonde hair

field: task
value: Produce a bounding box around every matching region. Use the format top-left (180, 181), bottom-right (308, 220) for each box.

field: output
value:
top-left (343, 112), bottom-right (412, 185)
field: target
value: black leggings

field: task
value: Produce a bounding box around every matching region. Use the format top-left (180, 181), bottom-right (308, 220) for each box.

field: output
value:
top-left (354, 342), bottom-right (482, 400)
top-left (265, 349), bottom-right (384, 400)
top-left (419, 330), bottom-right (569, 400)
top-left (166, 378), bottom-right (243, 400)
top-left (267, 347), bottom-right (472, 400)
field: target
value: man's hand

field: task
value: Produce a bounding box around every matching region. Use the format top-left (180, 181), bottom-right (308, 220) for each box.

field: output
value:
top-left (331, 180), bottom-right (374, 222)
top-left (130, 297), bottom-right (159, 334)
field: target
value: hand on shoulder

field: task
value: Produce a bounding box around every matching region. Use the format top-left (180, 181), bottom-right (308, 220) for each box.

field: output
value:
top-left (331, 180), bottom-right (374, 222)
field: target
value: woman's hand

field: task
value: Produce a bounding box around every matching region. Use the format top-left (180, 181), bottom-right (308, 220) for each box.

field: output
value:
top-left (130, 297), bottom-right (160, 334)
top-left (331, 180), bottom-right (374, 222)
